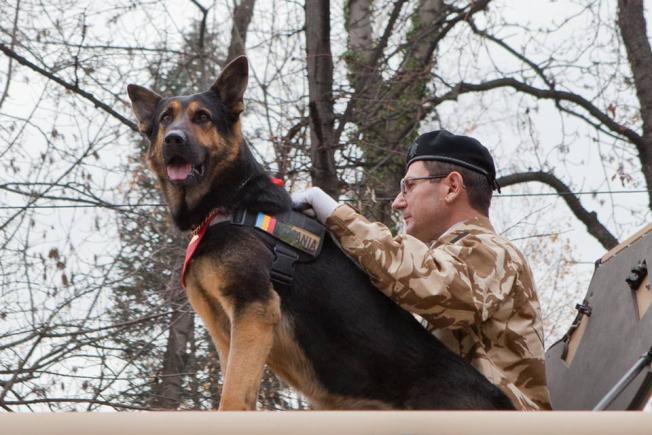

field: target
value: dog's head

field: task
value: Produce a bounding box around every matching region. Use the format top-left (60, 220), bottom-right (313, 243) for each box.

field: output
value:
top-left (127, 56), bottom-right (249, 229)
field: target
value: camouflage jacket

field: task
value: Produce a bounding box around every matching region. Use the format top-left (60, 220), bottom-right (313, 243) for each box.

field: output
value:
top-left (326, 205), bottom-right (552, 410)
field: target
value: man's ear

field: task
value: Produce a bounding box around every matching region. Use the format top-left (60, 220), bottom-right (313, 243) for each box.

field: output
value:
top-left (444, 171), bottom-right (465, 203)
top-left (210, 55), bottom-right (248, 116)
top-left (127, 84), bottom-right (162, 135)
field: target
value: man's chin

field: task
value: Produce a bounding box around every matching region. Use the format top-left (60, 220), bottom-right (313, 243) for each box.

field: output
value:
top-left (404, 222), bottom-right (415, 237)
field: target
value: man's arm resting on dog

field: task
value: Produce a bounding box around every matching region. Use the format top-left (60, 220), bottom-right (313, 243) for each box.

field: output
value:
top-left (323, 204), bottom-right (513, 329)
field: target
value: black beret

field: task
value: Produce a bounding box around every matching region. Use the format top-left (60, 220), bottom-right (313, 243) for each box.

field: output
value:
top-left (406, 129), bottom-right (500, 192)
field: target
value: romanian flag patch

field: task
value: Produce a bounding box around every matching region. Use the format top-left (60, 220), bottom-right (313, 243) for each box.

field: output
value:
top-left (255, 212), bottom-right (321, 256)
top-left (255, 213), bottom-right (277, 234)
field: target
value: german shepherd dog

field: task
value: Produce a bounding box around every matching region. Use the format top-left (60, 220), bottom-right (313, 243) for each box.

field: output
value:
top-left (127, 56), bottom-right (514, 411)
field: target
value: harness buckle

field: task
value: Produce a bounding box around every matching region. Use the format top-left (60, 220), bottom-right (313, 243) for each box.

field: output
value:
top-left (270, 244), bottom-right (299, 286)
top-left (231, 208), bottom-right (248, 226)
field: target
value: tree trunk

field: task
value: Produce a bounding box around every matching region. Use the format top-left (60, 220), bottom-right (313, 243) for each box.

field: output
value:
top-left (617, 0), bottom-right (652, 209)
top-left (305, 0), bottom-right (339, 196)
top-left (345, 0), bottom-right (449, 224)
top-left (227, 0), bottom-right (257, 63)
top-left (152, 259), bottom-right (195, 409)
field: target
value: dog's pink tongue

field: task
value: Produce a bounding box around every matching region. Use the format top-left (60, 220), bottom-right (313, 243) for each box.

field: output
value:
top-left (167, 163), bottom-right (192, 181)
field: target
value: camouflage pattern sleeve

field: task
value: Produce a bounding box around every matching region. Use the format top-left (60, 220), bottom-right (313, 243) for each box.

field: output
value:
top-left (326, 205), bottom-right (513, 329)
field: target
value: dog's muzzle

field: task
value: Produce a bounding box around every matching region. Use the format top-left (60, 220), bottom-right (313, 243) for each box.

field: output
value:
top-left (162, 130), bottom-right (206, 184)
top-left (163, 130), bottom-right (188, 160)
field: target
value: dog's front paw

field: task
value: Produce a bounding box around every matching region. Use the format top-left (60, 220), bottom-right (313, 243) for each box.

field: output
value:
top-left (218, 399), bottom-right (251, 411)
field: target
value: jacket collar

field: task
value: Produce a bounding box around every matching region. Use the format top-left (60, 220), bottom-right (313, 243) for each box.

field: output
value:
top-left (435, 215), bottom-right (495, 245)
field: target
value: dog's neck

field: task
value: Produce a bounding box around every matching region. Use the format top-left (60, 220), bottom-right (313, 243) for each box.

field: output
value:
top-left (171, 141), bottom-right (292, 231)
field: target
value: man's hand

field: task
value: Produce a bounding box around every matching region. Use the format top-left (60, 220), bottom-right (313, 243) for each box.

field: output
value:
top-left (291, 187), bottom-right (339, 224)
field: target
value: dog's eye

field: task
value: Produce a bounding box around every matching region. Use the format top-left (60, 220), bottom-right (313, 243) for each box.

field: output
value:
top-left (194, 112), bottom-right (210, 123)
top-left (160, 113), bottom-right (172, 124)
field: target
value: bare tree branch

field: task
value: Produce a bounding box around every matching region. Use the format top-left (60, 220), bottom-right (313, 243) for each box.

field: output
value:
top-left (190, 0), bottom-right (210, 51)
top-left (431, 78), bottom-right (642, 148)
top-left (0, 42), bottom-right (137, 131)
top-left (465, 18), bottom-right (555, 90)
top-left (0, 0), bottom-right (21, 110)
top-left (497, 171), bottom-right (618, 249)
top-left (1, 397), bottom-right (150, 411)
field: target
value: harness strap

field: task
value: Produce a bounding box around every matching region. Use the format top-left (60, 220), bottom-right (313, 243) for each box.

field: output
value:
top-left (181, 207), bottom-right (325, 289)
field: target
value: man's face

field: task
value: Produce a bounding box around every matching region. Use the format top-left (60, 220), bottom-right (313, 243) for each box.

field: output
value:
top-left (391, 161), bottom-right (450, 243)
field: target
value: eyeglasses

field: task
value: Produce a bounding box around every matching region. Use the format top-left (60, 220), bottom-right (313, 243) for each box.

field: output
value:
top-left (399, 175), bottom-right (448, 195)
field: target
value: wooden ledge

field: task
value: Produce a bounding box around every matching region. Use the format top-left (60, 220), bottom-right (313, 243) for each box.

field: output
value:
top-left (2, 411), bottom-right (651, 435)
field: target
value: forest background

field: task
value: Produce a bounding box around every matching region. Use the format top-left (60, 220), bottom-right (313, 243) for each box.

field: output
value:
top-left (1, 0), bottom-right (651, 411)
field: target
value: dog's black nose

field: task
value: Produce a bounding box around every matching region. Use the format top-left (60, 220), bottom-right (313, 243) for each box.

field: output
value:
top-left (164, 130), bottom-right (187, 146)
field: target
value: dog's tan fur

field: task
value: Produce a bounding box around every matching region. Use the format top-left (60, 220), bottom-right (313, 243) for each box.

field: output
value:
top-left (186, 255), bottom-right (284, 410)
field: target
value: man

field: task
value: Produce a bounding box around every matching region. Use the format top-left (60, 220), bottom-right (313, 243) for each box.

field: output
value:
top-left (292, 129), bottom-right (552, 410)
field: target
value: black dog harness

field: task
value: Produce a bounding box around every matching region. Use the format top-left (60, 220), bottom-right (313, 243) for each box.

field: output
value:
top-left (231, 208), bottom-right (326, 286)
top-left (181, 208), bottom-right (326, 288)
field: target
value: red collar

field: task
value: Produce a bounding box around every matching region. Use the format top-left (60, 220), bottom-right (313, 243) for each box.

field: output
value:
top-left (181, 209), bottom-right (226, 288)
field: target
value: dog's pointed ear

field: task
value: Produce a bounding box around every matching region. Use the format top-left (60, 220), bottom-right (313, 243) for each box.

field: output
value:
top-left (127, 84), bottom-right (162, 135)
top-left (210, 56), bottom-right (248, 116)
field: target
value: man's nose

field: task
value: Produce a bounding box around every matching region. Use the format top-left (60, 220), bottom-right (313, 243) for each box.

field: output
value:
top-left (391, 192), bottom-right (406, 210)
